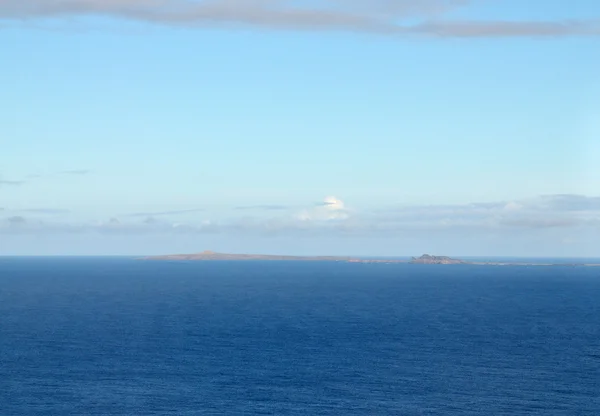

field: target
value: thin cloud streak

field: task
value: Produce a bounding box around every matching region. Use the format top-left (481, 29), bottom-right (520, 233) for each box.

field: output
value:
top-left (17, 208), bottom-right (71, 215)
top-left (499, 217), bottom-right (582, 229)
top-left (540, 194), bottom-right (600, 211)
top-left (59, 169), bottom-right (91, 175)
top-left (6, 216), bottom-right (27, 225)
top-left (125, 208), bottom-right (206, 217)
top-left (413, 19), bottom-right (600, 38)
top-left (1, 0), bottom-right (599, 38)
top-left (7, 170), bottom-right (92, 182)
top-left (0, 180), bottom-right (25, 186)
top-left (234, 205), bottom-right (290, 211)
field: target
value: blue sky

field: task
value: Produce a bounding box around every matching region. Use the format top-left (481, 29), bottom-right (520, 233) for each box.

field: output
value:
top-left (2, 0), bottom-right (600, 256)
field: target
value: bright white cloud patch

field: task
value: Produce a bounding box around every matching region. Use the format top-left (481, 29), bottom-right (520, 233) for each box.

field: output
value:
top-left (297, 196), bottom-right (350, 221)
top-left (323, 196), bottom-right (345, 210)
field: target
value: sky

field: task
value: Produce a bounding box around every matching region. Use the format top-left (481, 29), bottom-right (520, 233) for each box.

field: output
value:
top-left (1, 0), bottom-right (600, 257)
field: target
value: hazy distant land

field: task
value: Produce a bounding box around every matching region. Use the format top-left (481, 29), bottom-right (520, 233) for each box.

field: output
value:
top-left (144, 252), bottom-right (600, 267)
top-left (145, 251), bottom-right (354, 262)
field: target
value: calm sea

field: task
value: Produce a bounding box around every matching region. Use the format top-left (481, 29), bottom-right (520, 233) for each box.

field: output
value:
top-left (1, 257), bottom-right (599, 415)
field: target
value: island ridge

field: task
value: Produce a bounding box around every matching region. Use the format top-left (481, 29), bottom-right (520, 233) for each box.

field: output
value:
top-left (143, 252), bottom-right (600, 266)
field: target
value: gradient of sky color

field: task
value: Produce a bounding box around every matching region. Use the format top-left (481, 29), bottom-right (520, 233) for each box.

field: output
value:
top-left (2, 0), bottom-right (600, 256)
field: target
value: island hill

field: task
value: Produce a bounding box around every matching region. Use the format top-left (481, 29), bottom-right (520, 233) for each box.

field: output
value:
top-left (143, 251), bottom-right (600, 267)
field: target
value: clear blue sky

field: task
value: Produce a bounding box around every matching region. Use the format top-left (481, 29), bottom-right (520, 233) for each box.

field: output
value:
top-left (2, 0), bottom-right (600, 256)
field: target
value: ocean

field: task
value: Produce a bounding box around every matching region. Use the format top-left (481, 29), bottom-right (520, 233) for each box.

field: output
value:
top-left (1, 257), bottom-right (599, 415)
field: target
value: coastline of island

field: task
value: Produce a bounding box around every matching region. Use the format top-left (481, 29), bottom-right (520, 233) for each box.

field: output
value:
top-left (142, 251), bottom-right (600, 267)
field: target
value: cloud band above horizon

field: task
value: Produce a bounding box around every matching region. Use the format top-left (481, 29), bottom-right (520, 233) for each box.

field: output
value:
top-left (1, 0), bottom-right (600, 38)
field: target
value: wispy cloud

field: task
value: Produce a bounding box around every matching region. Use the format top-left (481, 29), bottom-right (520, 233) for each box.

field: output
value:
top-left (411, 19), bottom-right (600, 38)
top-left (6, 216), bottom-right (27, 225)
top-left (2, 194), bottom-right (599, 236)
top-left (59, 169), bottom-right (91, 176)
top-left (124, 208), bottom-right (205, 217)
top-left (234, 205), bottom-right (290, 211)
top-left (16, 208), bottom-right (71, 215)
top-left (0, 180), bottom-right (25, 186)
top-left (539, 194), bottom-right (600, 212)
top-left (1, 0), bottom-right (599, 38)
top-left (1, 169), bottom-right (92, 186)
top-left (374, 195), bottom-right (600, 231)
top-left (499, 217), bottom-right (583, 229)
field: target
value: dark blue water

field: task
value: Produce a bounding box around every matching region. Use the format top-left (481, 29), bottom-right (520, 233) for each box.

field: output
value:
top-left (1, 258), bottom-right (599, 415)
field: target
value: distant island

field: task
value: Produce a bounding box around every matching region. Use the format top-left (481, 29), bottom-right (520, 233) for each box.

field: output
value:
top-left (409, 254), bottom-right (466, 264)
top-left (143, 251), bottom-right (600, 267)
top-left (145, 251), bottom-right (445, 263)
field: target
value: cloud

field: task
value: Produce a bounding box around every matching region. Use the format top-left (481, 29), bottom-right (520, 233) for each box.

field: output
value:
top-left (298, 196), bottom-right (350, 221)
top-left (367, 194), bottom-right (600, 232)
top-left (16, 208), bottom-right (71, 215)
top-left (1, 193), bottom-right (599, 237)
top-left (0, 180), bottom-right (25, 186)
top-left (140, 216), bottom-right (201, 227)
top-left (1, 170), bottom-right (91, 184)
top-left (234, 205), bottom-right (290, 211)
top-left (1, 0), bottom-right (599, 38)
top-left (290, 194), bottom-right (600, 233)
top-left (503, 201), bottom-right (523, 211)
top-left (412, 19), bottom-right (600, 38)
top-left (499, 217), bottom-right (582, 229)
top-left (59, 169), bottom-right (91, 176)
top-left (539, 194), bottom-right (600, 212)
top-left (6, 216), bottom-right (27, 225)
top-left (320, 196), bottom-right (345, 209)
top-left (125, 208), bottom-right (205, 217)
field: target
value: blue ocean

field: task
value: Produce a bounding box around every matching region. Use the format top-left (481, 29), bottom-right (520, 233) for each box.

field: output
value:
top-left (1, 257), bottom-right (599, 415)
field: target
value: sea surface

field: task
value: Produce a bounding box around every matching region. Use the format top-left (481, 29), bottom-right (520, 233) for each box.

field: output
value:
top-left (1, 257), bottom-right (599, 415)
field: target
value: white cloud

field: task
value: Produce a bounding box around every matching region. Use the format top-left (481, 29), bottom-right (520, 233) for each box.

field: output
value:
top-left (297, 196), bottom-right (350, 221)
top-left (323, 196), bottom-right (345, 210)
